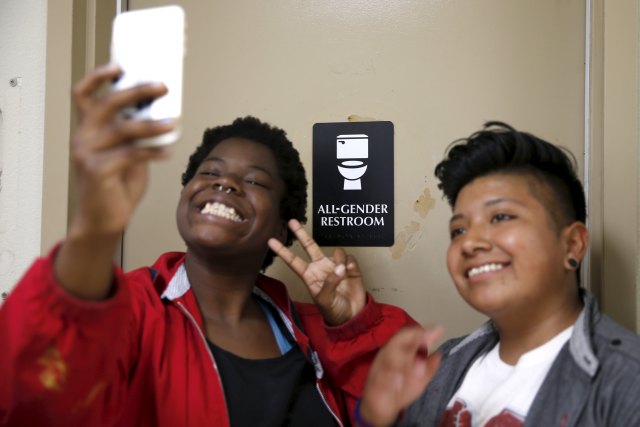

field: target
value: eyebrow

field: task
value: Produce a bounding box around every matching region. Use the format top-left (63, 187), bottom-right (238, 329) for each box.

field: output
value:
top-left (201, 157), bottom-right (275, 178)
top-left (449, 197), bottom-right (525, 224)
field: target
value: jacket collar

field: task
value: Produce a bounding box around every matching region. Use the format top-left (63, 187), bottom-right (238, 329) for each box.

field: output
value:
top-left (568, 290), bottom-right (599, 376)
top-left (156, 257), bottom-right (325, 380)
top-left (449, 289), bottom-right (599, 377)
top-left (159, 264), bottom-right (299, 343)
top-left (158, 260), bottom-right (290, 309)
top-left (160, 263), bottom-right (191, 300)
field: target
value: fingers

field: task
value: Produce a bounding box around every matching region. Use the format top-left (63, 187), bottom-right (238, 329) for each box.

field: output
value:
top-left (345, 254), bottom-right (361, 277)
top-left (72, 63), bottom-right (122, 113)
top-left (314, 263), bottom-right (347, 303)
top-left (87, 82), bottom-right (169, 130)
top-left (360, 326), bottom-right (443, 426)
top-left (317, 247), bottom-right (349, 288)
top-left (383, 327), bottom-right (433, 364)
top-left (267, 237), bottom-right (309, 277)
top-left (288, 219), bottom-right (325, 262)
top-left (75, 144), bottom-right (169, 180)
top-left (421, 325), bottom-right (444, 354)
top-left (330, 248), bottom-right (363, 278)
top-left (270, 219), bottom-right (330, 275)
top-left (317, 251), bottom-right (361, 294)
top-left (73, 114), bottom-right (176, 152)
top-left (410, 326), bottom-right (444, 382)
top-left (380, 326), bottom-right (444, 387)
top-left (72, 63), bottom-right (174, 152)
top-left (373, 326), bottom-right (443, 378)
top-left (73, 63), bottom-right (168, 120)
top-left (331, 247), bottom-right (347, 266)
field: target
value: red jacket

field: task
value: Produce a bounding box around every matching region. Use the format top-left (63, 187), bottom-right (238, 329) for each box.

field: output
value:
top-left (0, 249), bottom-right (415, 426)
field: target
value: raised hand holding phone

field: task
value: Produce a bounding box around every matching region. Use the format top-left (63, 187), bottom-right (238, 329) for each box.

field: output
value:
top-left (55, 64), bottom-right (175, 300)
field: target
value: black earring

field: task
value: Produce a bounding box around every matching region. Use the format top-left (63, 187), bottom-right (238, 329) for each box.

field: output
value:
top-left (568, 258), bottom-right (579, 269)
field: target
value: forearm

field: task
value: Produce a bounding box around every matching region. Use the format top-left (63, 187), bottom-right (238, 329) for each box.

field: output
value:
top-left (54, 227), bottom-right (122, 300)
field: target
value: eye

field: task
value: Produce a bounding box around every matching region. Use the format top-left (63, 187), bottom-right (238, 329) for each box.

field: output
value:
top-left (245, 173), bottom-right (272, 188)
top-left (199, 169), bottom-right (220, 177)
top-left (245, 179), bottom-right (268, 188)
top-left (449, 227), bottom-right (465, 240)
top-left (491, 213), bottom-right (513, 223)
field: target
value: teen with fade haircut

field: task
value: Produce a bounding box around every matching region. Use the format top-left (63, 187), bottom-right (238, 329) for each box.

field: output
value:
top-left (357, 122), bottom-right (640, 427)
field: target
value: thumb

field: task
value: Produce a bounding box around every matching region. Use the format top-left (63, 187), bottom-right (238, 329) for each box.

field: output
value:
top-left (345, 254), bottom-right (362, 277)
top-left (315, 263), bottom-right (346, 304)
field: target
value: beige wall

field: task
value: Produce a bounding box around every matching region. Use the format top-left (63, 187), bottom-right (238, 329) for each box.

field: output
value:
top-left (25, 0), bottom-right (640, 334)
top-left (599, 0), bottom-right (640, 330)
top-left (122, 0), bottom-right (586, 339)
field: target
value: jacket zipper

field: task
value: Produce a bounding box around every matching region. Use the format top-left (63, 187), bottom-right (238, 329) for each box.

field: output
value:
top-left (315, 382), bottom-right (344, 427)
top-left (176, 301), bottom-right (230, 424)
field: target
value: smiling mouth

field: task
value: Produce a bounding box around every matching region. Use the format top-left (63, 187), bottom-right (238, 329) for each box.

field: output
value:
top-left (200, 202), bottom-right (244, 222)
top-left (466, 263), bottom-right (506, 278)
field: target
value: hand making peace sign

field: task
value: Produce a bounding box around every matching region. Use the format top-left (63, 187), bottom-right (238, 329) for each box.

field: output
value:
top-left (268, 219), bottom-right (367, 326)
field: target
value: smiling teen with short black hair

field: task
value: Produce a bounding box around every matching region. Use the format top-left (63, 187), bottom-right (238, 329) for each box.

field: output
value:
top-left (358, 122), bottom-right (640, 427)
top-left (181, 116), bottom-right (308, 270)
top-left (0, 65), bottom-right (414, 427)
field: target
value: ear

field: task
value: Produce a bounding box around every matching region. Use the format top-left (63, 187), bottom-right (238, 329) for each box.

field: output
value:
top-left (561, 221), bottom-right (589, 270)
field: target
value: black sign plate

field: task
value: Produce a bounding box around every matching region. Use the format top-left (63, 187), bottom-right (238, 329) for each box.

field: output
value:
top-left (312, 121), bottom-right (394, 246)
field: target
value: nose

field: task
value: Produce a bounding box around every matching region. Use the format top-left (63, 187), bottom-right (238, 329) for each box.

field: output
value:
top-left (214, 183), bottom-right (235, 194)
top-left (212, 174), bottom-right (241, 195)
top-left (460, 225), bottom-right (492, 256)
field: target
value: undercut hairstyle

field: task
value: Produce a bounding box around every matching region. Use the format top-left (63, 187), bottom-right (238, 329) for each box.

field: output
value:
top-left (434, 121), bottom-right (586, 285)
top-left (434, 121), bottom-right (586, 229)
top-left (181, 116), bottom-right (308, 270)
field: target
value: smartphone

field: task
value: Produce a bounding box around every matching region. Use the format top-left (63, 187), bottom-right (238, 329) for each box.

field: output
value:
top-left (110, 5), bottom-right (185, 147)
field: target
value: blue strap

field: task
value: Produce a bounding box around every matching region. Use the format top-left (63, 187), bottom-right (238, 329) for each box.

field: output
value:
top-left (255, 297), bottom-right (294, 354)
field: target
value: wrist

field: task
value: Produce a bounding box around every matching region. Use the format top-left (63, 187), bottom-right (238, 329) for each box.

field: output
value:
top-left (55, 231), bottom-right (121, 301)
top-left (67, 218), bottom-right (124, 244)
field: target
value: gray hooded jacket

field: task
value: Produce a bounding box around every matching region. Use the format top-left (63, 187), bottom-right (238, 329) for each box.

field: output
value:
top-left (398, 291), bottom-right (640, 426)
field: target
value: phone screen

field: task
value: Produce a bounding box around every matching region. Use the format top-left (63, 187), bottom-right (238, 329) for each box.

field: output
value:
top-left (111, 5), bottom-right (185, 146)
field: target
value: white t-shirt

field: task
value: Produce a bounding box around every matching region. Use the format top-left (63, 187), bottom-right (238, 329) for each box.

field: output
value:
top-left (439, 326), bottom-right (573, 427)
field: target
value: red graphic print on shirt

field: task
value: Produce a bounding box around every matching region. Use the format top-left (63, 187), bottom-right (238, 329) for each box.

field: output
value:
top-left (439, 400), bottom-right (472, 427)
top-left (439, 399), bottom-right (524, 427)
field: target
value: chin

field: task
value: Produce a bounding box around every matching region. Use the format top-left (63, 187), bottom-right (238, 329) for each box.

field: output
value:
top-left (461, 292), bottom-right (505, 316)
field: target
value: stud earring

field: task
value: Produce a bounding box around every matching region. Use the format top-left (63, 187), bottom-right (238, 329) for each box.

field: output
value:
top-left (568, 258), bottom-right (579, 269)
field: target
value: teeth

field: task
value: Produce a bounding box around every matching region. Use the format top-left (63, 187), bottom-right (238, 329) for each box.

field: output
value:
top-left (200, 202), bottom-right (243, 222)
top-left (468, 263), bottom-right (504, 278)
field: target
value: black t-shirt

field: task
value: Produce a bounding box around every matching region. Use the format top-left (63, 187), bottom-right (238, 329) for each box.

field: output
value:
top-left (206, 302), bottom-right (338, 426)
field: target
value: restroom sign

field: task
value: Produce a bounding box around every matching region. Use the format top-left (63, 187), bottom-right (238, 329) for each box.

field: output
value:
top-left (312, 121), bottom-right (394, 246)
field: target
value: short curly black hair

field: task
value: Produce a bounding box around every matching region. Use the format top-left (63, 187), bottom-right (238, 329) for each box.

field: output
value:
top-left (435, 121), bottom-right (586, 229)
top-left (181, 116), bottom-right (308, 270)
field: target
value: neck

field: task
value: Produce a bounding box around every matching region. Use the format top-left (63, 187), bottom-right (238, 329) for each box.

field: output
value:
top-left (493, 289), bottom-right (583, 365)
top-left (183, 250), bottom-right (263, 324)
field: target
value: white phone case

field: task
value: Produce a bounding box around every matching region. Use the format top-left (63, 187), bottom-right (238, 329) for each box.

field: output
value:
top-left (111, 5), bottom-right (185, 146)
